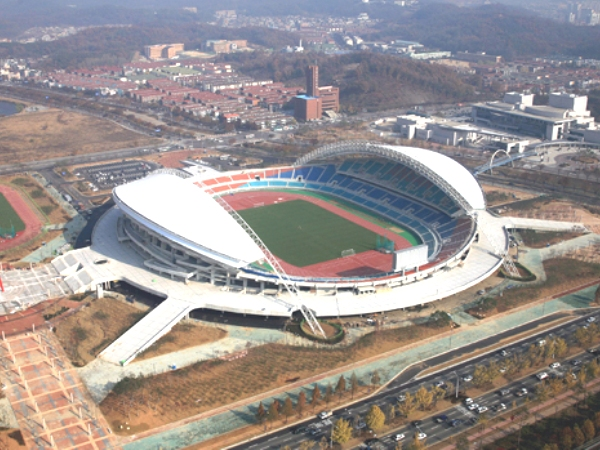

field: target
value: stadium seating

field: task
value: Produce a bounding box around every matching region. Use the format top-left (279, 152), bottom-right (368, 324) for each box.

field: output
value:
top-left (205, 161), bottom-right (475, 272)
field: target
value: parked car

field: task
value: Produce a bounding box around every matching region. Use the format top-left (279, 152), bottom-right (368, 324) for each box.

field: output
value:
top-left (536, 372), bottom-right (549, 381)
top-left (463, 374), bottom-right (473, 382)
top-left (317, 410), bottom-right (333, 420)
top-left (549, 362), bottom-right (561, 369)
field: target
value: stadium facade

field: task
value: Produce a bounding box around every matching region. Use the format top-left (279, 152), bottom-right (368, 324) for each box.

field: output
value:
top-left (113, 142), bottom-right (485, 292)
top-left (52, 141), bottom-right (559, 364)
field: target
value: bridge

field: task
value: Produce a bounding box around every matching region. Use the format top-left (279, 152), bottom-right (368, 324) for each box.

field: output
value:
top-left (473, 149), bottom-right (538, 176)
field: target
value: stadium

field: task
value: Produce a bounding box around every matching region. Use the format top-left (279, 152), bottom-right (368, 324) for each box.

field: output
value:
top-left (51, 141), bottom-right (519, 363)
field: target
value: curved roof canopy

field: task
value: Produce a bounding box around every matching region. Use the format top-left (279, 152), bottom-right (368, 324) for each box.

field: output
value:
top-left (113, 173), bottom-right (265, 268)
top-left (295, 141), bottom-right (486, 213)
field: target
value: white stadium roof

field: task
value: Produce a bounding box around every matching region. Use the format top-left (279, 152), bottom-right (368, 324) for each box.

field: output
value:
top-left (381, 145), bottom-right (486, 211)
top-left (296, 142), bottom-right (486, 212)
top-left (113, 173), bottom-right (265, 268)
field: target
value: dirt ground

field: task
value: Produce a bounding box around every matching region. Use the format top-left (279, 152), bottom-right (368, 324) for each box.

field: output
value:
top-left (0, 109), bottom-right (160, 165)
top-left (0, 429), bottom-right (26, 450)
top-left (519, 229), bottom-right (586, 248)
top-left (136, 322), bottom-right (227, 361)
top-left (54, 297), bottom-right (146, 367)
top-left (480, 183), bottom-right (538, 207)
top-left (501, 199), bottom-right (600, 233)
top-left (100, 323), bottom-right (449, 434)
top-left (0, 229), bottom-right (62, 263)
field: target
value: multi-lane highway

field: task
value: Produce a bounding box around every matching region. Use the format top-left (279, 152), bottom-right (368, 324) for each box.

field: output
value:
top-left (229, 311), bottom-right (598, 450)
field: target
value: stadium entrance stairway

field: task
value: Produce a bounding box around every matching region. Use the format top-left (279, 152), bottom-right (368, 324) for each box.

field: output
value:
top-left (99, 297), bottom-right (193, 366)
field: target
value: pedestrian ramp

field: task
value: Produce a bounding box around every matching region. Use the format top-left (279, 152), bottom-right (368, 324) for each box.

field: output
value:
top-left (99, 297), bottom-right (194, 366)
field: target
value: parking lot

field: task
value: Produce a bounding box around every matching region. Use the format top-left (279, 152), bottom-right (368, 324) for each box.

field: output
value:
top-left (75, 159), bottom-right (160, 192)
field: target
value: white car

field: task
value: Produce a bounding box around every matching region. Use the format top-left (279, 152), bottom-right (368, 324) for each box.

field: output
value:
top-left (536, 372), bottom-right (549, 381)
top-left (463, 375), bottom-right (473, 382)
top-left (317, 410), bottom-right (332, 420)
top-left (417, 432), bottom-right (427, 440)
top-left (477, 406), bottom-right (489, 414)
top-left (393, 433), bottom-right (406, 441)
top-left (464, 397), bottom-right (474, 405)
top-left (549, 362), bottom-right (561, 369)
top-left (495, 403), bottom-right (507, 412)
top-left (467, 403), bottom-right (480, 411)
top-left (587, 316), bottom-right (596, 323)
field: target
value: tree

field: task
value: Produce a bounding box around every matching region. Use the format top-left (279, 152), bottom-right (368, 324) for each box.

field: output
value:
top-left (350, 372), bottom-right (359, 399)
top-left (573, 424), bottom-right (585, 447)
top-left (311, 385), bottom-right (321, 411)
top-left (542, 445), bottom-right (559, 450)
top-left (398, 392), bottom-right (416, 419)
top-left (431, 385), bottom-right (446, 406)
top-left (365, 405), bottom-right (386, 431)
top-left (472, 365), bottom-right (488, 388)
top-left (414, 386), bottom-right (433, 411)
top-left (371, 370), bottom-right (381, 386)
top-left (267, 401), bottom-right (279, 425)
top-left (331, 418), bottom-right (352, 445)
top-left (583, 419), bottom-right (595, 441)
top-left (318, 436), bottom-right (328, 450)
top-left (299, 441), bottom-right (313, 450)
top-left (455, 435), bottom-right (470, 450)
top-left (535, 381), bottom-right (551, 403)
top-left (256, 402), bottom-right (267, 426)
top-left (554, 337), bottom-right (568, 358)
top-left (297, 391), bottom-right (307, 417)
top-left (595, 411), bottom-right (600, 431)
top-left (561, 433), bottom-right (573, 450)
top-left (586, 359), bottom-right (600, 378)
top-left (335, 375), bottom-right (346, 401)
top-left (324, 383), bottom-right (333, 407)
top-left (386, 402), bottom-right (396, 423)
top-left (282, 397), bottom-right (294, 423)
top-left (408, 433), bottom-right (426, 450)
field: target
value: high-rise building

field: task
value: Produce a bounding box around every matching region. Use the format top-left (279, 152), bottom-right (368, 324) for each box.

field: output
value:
top-left (306, 65), bottom-right (319, 97)
top-left (294, 95), bottom-right (322, 121)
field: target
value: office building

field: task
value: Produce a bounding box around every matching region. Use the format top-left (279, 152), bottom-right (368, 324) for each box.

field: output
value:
top-left (294, 95), bottom-right (322, 121)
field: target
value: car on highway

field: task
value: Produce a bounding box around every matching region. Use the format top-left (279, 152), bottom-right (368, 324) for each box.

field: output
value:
top-left (450, 419), bottom-right (463, 427)
top-left (317, 410), bottom-right (333, 419)
top-left (434, 381), bottom-right (446, 388)
top-left (464, 397), bottom-right (474, 405)
top-left (477, 405), bottom-right (489, 414)
top-left (515, 388), bottom-right (528, 397)
top-left (393, 433), bottom-right (406, 441)
top-left (499, 388), bottom-right (511, 396)
top-left (416, 432), bottom-right (427, 440)
top-left (549, 362), bottom-right (561, 369)
top-left (493, 403), bottom-right (507, 412)
top-left (292, 426), bottom-right (307, 434)
top-left (499, 349), bottom-right (510, 357)
top-left (412, 420), bottom-right (423, 427)
top-left (434, 415), bottom-right (448, 423)
top-left (463, 374), bottom-right (473, 382)
top-left (397, 394), bottom-right (406, 402)
top-left (467, 403), bottom-right (480, 411)
top-left (536, 372), bottom-right (549, 381)
top-left (571, 359), bottom-right (583, 366)
top-left (587, 316), bottom-right (596, 323)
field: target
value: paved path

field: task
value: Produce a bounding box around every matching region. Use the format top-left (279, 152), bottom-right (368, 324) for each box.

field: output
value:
top-left (118, 283), bottom-right (599, 450)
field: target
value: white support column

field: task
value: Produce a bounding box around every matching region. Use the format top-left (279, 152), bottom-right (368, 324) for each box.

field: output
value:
top-left (96, 284), bottom-right (104, 299)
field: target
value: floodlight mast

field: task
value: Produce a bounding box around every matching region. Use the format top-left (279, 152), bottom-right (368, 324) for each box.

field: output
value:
top-left (197, 180), bottom-right (326, 339)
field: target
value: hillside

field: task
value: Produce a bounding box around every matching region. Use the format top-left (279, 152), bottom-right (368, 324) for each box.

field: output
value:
top-left (0, 24), bottom-right (299, 69)
top-left (368, 3), bottom-right (600, 60)
top-left (226, 52), bottom-right (482, 112)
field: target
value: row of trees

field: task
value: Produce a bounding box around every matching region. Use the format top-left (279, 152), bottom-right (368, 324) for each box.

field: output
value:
top-left (255, 373), bottom-right (361, 427)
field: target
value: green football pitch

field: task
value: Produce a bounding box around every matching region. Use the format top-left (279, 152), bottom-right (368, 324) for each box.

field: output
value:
top-left (0, 193), bottom-right (25, 233)
top-left (238, 199), bottom-right (385, 267)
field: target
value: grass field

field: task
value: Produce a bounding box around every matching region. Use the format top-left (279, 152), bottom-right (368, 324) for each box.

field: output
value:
top-left (238, 199), bottom-right (381, 267)
top-left (0, 193), bottom-right (25, 233)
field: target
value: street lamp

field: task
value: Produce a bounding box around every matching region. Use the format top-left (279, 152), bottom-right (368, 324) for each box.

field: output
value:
top-left (451, 370), bottom-right (460, 399)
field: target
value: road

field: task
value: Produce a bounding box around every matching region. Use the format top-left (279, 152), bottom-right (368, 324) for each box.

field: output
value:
top-left (229, 311), bottom-right (598, 450)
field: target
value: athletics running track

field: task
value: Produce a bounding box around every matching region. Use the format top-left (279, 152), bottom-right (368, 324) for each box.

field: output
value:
top-left (224, 190), bottom-right (414, 278)
top-left (0, 184), bottom-right (43, 253)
